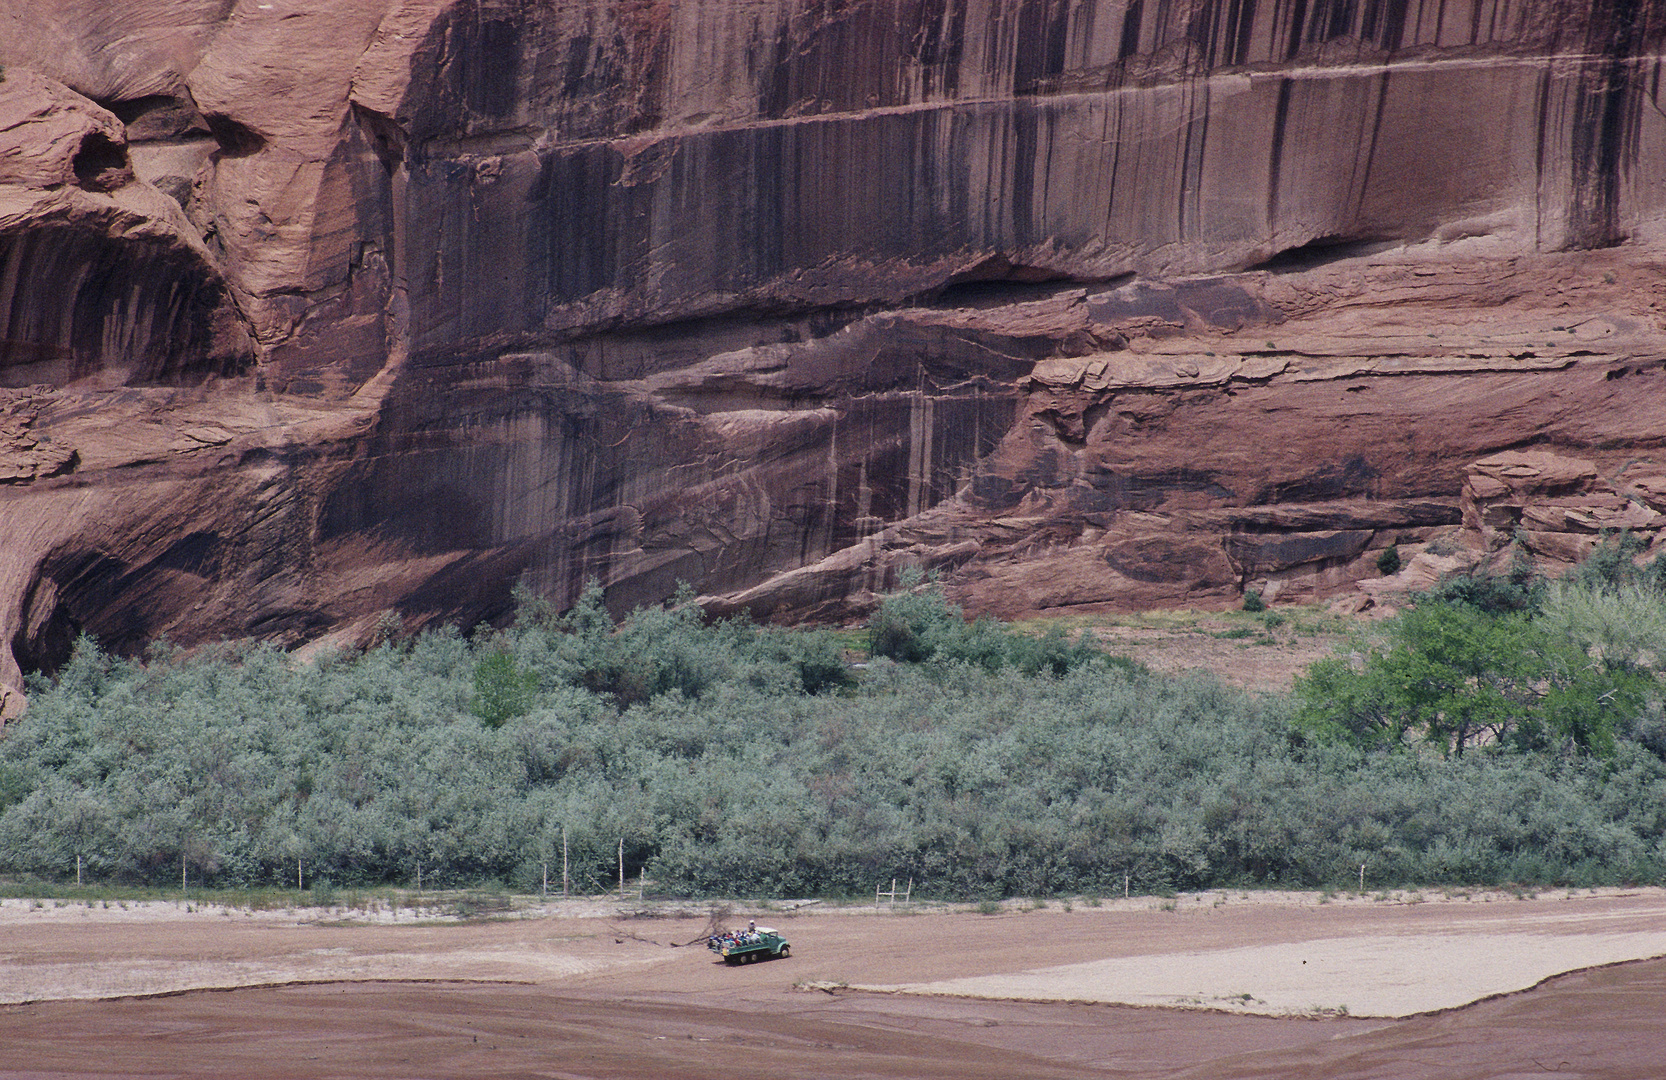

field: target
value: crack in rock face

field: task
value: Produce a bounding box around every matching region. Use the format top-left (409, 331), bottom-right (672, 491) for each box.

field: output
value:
top-left (2, 0), bottom-right (1666, 704)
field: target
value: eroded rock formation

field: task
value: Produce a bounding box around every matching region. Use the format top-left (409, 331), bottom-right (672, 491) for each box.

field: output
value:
top-left (2, 0), bottom-right (1666, 710)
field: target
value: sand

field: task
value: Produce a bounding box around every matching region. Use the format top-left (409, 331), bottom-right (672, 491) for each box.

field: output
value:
top-left (863, 890), bottom-right (1666, 1017)
top-left (0, 887), bottom-right (1662, 1078)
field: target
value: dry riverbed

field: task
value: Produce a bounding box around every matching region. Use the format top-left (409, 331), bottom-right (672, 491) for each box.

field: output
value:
top-left (1, 887), bottom-right (1662, 1078)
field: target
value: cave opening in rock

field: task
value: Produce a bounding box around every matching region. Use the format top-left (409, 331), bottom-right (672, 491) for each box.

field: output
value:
top-left (9, 603), bottom-right (79, 682)
top-left (10, 551), bottom-right (159, 680)
top-left (203, 114), bottom-right (267, 158)
top-left (924, 254), bottom-right (1117, 309)
top-left (1249, 235), bottom-right (1399, 274)
top-left (71, 131), bottom-right (130, 192)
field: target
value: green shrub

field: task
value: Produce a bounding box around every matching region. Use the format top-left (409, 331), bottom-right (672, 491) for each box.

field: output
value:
top-left (866, 578), bottom-right (1100, 675)
top-left (1242, 590), bottom-right (1266, 612)
top-left (5, 568), bottom-right (1666, 897)
top-left (1298, 540), bottom-right (1666, 761)
top-left (1376, 545), bottom-right (1402, 576)
top-left (867, 576), bottom-right (962, 663)
top-left (1421, 552), bottom-right (1544, 615)
top-left (1295, 602), bottom-right (1541, 756)
top-left (1564, 530), bottom-right (1648, 594)
top-left (472, 649), bottom-right (537, 728)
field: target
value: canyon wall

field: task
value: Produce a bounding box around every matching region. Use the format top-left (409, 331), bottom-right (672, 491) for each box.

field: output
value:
top-left (3, 0), bottom-right (1666, 708)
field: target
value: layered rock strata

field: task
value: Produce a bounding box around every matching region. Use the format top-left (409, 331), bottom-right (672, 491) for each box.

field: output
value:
top-left (1, 0), bottom-right (1665, 710)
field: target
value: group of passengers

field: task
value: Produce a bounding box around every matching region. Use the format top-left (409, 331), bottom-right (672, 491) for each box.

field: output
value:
top-left (707, 920), bottom-right (766, 950)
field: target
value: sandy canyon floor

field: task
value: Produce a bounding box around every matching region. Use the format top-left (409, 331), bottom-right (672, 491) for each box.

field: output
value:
top-left (0, 887), bottom-right (1662, 1078)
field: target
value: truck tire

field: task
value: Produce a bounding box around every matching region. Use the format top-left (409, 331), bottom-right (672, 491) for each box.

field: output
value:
top-left (778, 944), bottom-right (790, 957)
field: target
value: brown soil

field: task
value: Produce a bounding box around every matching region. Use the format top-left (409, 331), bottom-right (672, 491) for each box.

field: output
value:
top-left (1087, 615), bottom-right (1356, 693)
top-left (1, 890), bottom-right (1662, 1078)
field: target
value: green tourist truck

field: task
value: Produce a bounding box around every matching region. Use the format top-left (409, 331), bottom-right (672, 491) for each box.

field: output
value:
top-left (707, 925), bottom-right (790, 964)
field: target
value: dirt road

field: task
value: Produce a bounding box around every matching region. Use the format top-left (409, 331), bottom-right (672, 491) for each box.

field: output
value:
top-left (1, 889), bottom-right (1662, 1078)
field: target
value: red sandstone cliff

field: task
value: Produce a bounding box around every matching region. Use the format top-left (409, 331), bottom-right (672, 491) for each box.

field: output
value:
top-left (2, 0), bottom-right (1665, 712)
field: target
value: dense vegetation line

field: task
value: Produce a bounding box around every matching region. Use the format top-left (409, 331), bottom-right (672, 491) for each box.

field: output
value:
top-left (2, 552), bottom-right (1665, 897)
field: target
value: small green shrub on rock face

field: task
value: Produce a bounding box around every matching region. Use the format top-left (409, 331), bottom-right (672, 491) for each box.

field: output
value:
top-left (1563, 529), bottom-right (1666, 596)
top-left (1242, 589), bottom-right (1266, 612)
top-left (1422, 549), bottom-right (1544, 615)
top-left (1376, 545), bottom-right (1402, 576)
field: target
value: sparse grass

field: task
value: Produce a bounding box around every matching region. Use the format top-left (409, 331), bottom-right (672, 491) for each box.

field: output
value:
top-left (1052, 603), bottom-right (1362, 677)
top-left (975, 900), bottom-right (1003, 915)
top-left (1280, 608), bottom-right (1356, 636)
top-left (823, 626), bottom-right (872, 657)
top-left (0, 879), bottom-right (483, 914)
top-left (1013, 608), bottom-right (1224, 634)
top-left (0, 881), bottom-right (321, 910)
